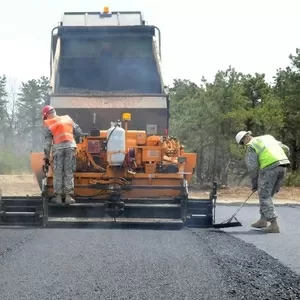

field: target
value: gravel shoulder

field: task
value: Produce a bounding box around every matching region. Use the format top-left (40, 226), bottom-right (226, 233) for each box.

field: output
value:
top-left (191, 228), bottom-right (300, 299)
top-left (216, 205), bottom-right (300, 275)
top-left (0, 227), bottom-right (299, 299)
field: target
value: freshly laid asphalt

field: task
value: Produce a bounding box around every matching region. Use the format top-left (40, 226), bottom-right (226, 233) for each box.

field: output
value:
top-left (214, 204), bottom-right (300, 275)
top-left (0, 205), bottom-right (300, 299)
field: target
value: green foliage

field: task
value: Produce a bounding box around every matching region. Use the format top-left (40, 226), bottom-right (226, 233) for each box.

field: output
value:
top-left (17, 77), bottom-right (50, 151)
top-left (0, 75), bottom-right (50, 173)
top-left (0, 148), bottom-right (30, 174)
top-left (0, 75), bottom-right (8, 116)
top-left (17, 79), bottom-right (44, 129)
top-left (169, 48), bottom-right (300, 185)
top-left (284, 171), bottom-right (300, 187)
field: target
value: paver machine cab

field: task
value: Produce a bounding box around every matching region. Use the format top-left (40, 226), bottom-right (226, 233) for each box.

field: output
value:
top-left (0, 8), bottom-right (217, 227)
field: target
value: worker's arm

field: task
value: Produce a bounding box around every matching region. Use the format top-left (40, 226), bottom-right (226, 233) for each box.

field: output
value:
top-left (244, 146), bottom-right (259, 191)
top-left (277, 140), bottom-right (290, 157)
top-left (43, 127), bottom-right (53, 159)
top-left (73, 122), bottom-right (84, 139)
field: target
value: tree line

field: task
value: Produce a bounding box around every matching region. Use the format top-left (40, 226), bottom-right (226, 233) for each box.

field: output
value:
top-left (169, 48), bottom-right (300, 187)
top-left (0, 75), bottom-right (50, 173)
top-left (1, 48), bottom-right (300, 186)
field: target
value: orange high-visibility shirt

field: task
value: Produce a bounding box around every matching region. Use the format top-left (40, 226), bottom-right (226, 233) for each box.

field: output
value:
top-left (44, 115), bottom-right (75, 144)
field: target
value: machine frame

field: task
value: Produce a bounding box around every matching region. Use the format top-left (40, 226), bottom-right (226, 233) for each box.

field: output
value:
top-left (0, 8), bottom-right (219, 228)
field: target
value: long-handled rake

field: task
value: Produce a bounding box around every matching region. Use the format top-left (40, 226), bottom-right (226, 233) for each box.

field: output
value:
top-left (213, 190), bottom-right (256, 229)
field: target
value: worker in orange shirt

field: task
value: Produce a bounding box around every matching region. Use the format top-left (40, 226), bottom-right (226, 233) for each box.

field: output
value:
top-left (42, 105), bottom-right (83, 204)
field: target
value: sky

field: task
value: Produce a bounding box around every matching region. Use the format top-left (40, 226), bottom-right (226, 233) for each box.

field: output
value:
top-left (0, 0), bottom-right (300, 87)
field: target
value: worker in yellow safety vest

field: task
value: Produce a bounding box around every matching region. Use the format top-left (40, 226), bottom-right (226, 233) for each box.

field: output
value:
top-left (235, 131), bottom-right (290, 233)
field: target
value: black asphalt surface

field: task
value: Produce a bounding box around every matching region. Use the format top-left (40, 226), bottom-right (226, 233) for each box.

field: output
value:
top-left (0, 225), bottom-right (300, 299)
top-left (215, 204), bottom-right (300, 275)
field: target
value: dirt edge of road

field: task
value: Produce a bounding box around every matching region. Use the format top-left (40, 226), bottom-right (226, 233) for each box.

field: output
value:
top-left (0, 174), bottom-right (299, 204)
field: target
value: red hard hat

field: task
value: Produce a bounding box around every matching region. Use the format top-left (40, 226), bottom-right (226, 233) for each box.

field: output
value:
top-left (42, 105), bottom-right (54, 120)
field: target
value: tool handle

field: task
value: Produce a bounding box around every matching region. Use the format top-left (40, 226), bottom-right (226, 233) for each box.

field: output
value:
top-left (231, 190), bottom-right (255, 218)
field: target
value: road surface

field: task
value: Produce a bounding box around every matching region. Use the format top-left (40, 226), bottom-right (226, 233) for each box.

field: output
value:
top-left (215, 203), bottom-right (300, 275)
top-left (0, 215), bottom-right (300, 300)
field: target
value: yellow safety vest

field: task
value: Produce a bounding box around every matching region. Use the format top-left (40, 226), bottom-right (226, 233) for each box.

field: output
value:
top-left (246, 135), bottom-right (288, 169)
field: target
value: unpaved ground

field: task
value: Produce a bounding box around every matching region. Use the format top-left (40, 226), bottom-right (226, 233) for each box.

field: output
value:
top-left (189, 186), bottom-right (300, 204)
top-left (0, 175), bottom-right (41, 196)
top-left (0, 174), bottom-right (299, 204)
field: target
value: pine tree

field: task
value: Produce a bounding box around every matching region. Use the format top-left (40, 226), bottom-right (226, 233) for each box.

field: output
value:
top-left (17, 79), bottom-right (44, 151)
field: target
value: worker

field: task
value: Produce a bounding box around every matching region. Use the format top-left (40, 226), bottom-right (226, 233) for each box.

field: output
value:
top-left (235, 130), bottom-right (290, 233)
top-left (42, 105), bottom-right (84, 205)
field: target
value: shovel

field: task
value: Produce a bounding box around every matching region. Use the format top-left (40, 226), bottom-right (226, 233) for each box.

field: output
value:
top-left (213, 190), bottom-right (256, 229)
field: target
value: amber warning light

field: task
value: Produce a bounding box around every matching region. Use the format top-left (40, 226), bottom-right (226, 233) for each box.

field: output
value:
top-left (122, 113), bottom-right (131, 121)
top-left (100, 6), bottom-right (111, 18)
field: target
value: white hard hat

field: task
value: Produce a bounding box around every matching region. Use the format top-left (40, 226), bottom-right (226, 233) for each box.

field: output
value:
top-left (235, 130), bottom-right (252, 144)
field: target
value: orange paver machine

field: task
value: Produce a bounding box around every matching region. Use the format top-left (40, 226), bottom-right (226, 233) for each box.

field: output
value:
top-left (0, 8), bottom-right (217, 227)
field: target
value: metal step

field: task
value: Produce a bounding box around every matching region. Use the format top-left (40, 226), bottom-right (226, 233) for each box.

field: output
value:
top-left (0, 211), bottom-right (38, 216)
top-left (125, 203), bottom-right (181, 208)
top-left (48, 203), bottom-right (180, 208)
top-left (47, 217), bottom-right (184, 224)
top-left (0, 210), bottom-right (43, 226)
top-left (48, 203), bottom-right (106, 207)
top-left (2, 206), bottom-right (39, 213)
top-left (46, 200), bottom-right (183, 220)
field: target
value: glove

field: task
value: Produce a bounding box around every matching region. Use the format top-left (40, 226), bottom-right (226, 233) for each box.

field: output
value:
top-left (43, 158), bottom-right (50, 166)
top-left (251, 177), bottom-right (258, 192)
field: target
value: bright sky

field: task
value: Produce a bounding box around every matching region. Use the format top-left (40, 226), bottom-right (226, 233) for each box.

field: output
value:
top-left (0, 0), bottom-right (299, 87)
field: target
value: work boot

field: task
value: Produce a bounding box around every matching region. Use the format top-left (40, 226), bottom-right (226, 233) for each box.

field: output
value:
top-left (261, 218), bottom-right (280, 233)
top-left (251, 216), bottom-right (268, 228)
top-left (51, 195), bottom-right (62, 204)
top-left (65, 194), bottom-right (75, 204)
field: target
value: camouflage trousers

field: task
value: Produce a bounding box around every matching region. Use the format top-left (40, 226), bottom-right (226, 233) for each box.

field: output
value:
top-left (52, 147), bottom-right (76, 195)
top-left (258, 165), bottom-right (286, 221)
